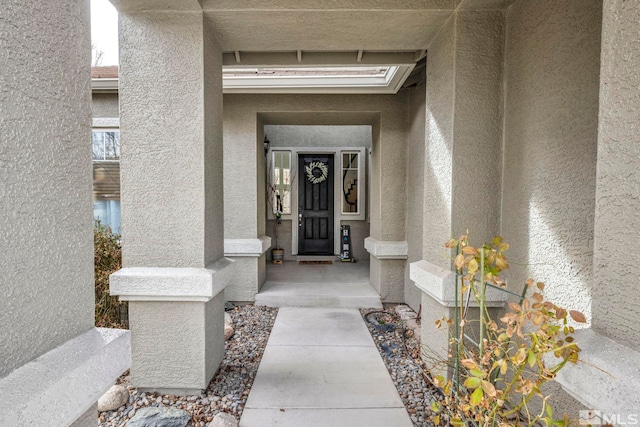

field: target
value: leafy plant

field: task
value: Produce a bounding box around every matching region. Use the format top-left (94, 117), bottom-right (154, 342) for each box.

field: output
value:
top-left (94, 220), bottom-right (127, 328)
top-left (431, 234), bottom-right (585, 427)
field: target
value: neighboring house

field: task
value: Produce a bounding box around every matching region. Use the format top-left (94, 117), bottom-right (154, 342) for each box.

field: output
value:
top-left (3, 1), bottom-right (640, 425)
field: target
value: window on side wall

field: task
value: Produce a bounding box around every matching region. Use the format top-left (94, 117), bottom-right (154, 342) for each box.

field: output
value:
top-left (341, 151), bottom-right (360, 215)
top-left (271, 150), bottom-right (292, 216)
top-left (92, 129), bottom-right (121, 233)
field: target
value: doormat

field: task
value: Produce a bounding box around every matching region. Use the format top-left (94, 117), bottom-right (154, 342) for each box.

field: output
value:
top-left (298, 260), bottom-right (333, 265)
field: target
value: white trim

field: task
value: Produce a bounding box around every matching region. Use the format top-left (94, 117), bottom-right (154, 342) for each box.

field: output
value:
top-left (409, 260), bottom-right (507, 308)
top-left (364, 237), bottom-right (408, 259)
top-left (0, 328), bottom-right (130, 426)
top-left (224, 64), bottom-right (415, 94)
top-left (224, 236), bottom-right (271, 257)
top-left (92, 118), bottom-right (120, 128)
top-left (110, 258), bottom-right (235, 302)
top-left (339, 149), bottom-right (366, 220)
top-left (92, 78), bottom-right (118, 92)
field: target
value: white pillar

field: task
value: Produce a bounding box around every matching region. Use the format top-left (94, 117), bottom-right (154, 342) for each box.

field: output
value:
top-left (111, 2), bottom-right (232, 394)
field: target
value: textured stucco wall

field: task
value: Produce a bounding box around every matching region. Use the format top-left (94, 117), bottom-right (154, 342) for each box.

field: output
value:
top-left (0, 0), bottom-right (94, 377)
top-left (130, 297), bottom-right (224, 392)
top-left (592, 0), bottom-right (640, 347)
top-left (224, 257), bottom-right (260, 301)
top-left (224, 93), bottom-right (408, 253)
top-left (265, 125), bottom-right (371, 148)
top-left (119, 11), bottom-right (223, 268)
top-left (423, 15), bottom-right (455, 268)
top-left (92, 93), bottom-right (119, 119)
top-left (423, 10), bottom-right (503, 266)
top-left (451, 11), bottom-right (503, 241)
top-left (405, 86), bottom-right (426, 311)
top-left (502, 0), bottom-right (601, 325)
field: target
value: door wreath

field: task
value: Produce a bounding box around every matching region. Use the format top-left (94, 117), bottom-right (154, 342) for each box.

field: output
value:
top-left (305, 161), bottom-right (329, 184)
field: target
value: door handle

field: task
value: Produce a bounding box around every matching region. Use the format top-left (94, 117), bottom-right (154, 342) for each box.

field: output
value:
top-left (298, 211), bottom-right (303, 227)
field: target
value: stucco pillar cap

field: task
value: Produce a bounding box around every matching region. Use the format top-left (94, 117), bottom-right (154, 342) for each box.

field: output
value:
top-left (110, 257), bottom-right (235, 302)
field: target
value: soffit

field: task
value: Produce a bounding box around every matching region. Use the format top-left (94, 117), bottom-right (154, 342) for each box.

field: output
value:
top-left (204, 10), bottom-right (451, 51)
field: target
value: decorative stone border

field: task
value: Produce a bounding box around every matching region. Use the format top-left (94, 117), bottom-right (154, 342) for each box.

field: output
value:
top-left (364, 237), bottom-right (408, 259)
top-left (0, 328), bottom-right (130, 426)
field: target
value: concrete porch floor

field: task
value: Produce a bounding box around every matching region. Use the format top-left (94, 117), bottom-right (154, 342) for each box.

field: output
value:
top-left (256, 261), bottom-right (382, 309)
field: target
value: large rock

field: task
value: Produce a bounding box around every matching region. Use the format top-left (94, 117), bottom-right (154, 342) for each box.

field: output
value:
top-left (97, 384), bottom-right (129, 412)
top-left (224, 312), bottom-right (234, 340)
top-left (127, 407), bottom-right (190, 427)
top-left (208, 412), bottom-right (238, 427)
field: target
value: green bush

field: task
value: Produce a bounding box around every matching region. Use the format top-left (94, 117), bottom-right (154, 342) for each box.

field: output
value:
top-left (94, 220), bottom-right (127, 328)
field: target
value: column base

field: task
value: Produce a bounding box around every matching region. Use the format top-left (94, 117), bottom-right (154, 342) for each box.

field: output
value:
top-left (110, 258), bottom-right (234, 393)
top-left (365, 237), bottom-right (407, 302)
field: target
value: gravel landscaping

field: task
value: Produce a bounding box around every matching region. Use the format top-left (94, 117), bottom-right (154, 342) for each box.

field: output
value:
top-left (98, 304), bottom-right (278, 427)
top-left (361, 305), bottom-right (439, 427)
top-left (98, 303), bottom-right (439, 427)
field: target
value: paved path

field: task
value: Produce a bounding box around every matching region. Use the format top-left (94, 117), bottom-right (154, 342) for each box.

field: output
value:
top-left (239, 307), bottom-right (413, 427)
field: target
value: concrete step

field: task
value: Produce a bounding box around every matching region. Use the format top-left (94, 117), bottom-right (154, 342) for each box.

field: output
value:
top-left (255, 281), bottom-right (382, 309)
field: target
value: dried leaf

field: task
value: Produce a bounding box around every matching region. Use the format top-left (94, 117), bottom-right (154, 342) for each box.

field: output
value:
top-left (492, 236), bottom-right (504, 246)
top-left (532, 292), bottom-right (543, 303)
top-left (455, 253), bottom-right (465, 270)
top-left (508, 302), bottom-right (522, 313)
top-left (461, 358), bottom-right (478, 370)
top-left (537, 281), bottom-right (545, 290)
top-left (515, 347), bottom-right (527, 365)
top-left (468, 258), bottom-right (479, 274)
top-left (481, 380), bottom-right (497, 398)
top-left (555, 307), bottom-right (567, 320)
top-left (569, 310), bottom-right (587, 323)
top-left (462, 246), bottom-right (477, 255)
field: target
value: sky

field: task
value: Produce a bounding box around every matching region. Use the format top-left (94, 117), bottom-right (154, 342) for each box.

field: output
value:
top-left (91, 0), bottom-right (119, 66)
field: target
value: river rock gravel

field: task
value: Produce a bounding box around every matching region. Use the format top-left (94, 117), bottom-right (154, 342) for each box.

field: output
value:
top-left (361, 306), bottom-right (439, 427)
top-left (98, 304), bottom-right (278, 427)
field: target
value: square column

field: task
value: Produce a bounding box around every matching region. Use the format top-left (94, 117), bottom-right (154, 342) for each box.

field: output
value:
top-left (112, 3), bottom-right (231, 393)
top-left (416, 10), bottom-right (505, 378)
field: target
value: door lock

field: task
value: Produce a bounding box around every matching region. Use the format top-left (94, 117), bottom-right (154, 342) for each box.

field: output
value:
top-left (298, 209), bottom-right (303, 227)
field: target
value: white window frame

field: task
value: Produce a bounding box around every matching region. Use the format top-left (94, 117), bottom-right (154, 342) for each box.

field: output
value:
top-left (340, 150), bottom-right (364, 217)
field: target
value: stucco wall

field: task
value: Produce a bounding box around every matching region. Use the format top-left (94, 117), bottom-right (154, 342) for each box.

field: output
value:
top-left (405, 85), bottom-right (426, 311)
top-left (423, 15), bottom-right (455, 268)
top-left (265, 125), bottom-right (371, 148)
top-left (451, 11), bottom-right (504, 242)
top-left (92, 93), bottom-right (119, 119)
top-left (119, 11), bottom-right (223, 268)
top-left (0, 0), bottom-right (94, 377)
top-left (501, 0), bottom-right (601, 325)
top-left (592, 0), bottom-right (640, 347)
top-left (224, 94), bottom-right (407, 257)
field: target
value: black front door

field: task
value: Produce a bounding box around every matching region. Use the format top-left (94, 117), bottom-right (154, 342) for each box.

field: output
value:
top-left (298, 154), bottom-right (334, 255)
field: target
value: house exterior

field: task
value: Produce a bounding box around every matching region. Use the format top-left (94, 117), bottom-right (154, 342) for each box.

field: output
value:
top-left (2, 0), bottom-right (640, 425)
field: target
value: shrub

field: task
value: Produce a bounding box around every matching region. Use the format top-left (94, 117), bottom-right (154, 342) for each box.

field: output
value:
top-left (94, 220), bottom-right (127, 328)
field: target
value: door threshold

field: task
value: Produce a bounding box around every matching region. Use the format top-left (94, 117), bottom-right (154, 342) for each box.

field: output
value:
top-left (296, 255), bottom-right (336, 262)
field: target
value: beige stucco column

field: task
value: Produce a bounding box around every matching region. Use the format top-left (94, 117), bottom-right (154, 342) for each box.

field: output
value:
top-left (0, 1), bottom-right (129, 424)
top-left (411, 10), bottom-right (505, 376)
top-left (549, 0), bottom-right (640, 417)
top-left (365, 113), bottom-right (409, 303)
top-left (110, 1), bottom-right (232, 394)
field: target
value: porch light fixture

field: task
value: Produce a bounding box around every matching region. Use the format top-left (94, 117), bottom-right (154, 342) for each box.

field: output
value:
top-left (264, 135), bottom-right (270, 155)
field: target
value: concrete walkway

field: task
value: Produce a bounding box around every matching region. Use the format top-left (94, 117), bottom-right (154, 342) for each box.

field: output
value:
top-left (239, 307), bottom-right (413, 427)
